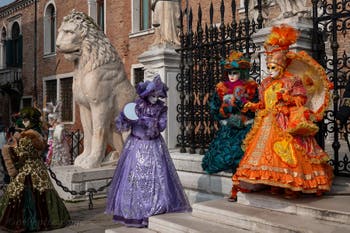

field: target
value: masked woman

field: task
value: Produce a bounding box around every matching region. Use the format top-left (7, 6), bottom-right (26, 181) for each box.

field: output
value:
top-left (202, 51), bottom-right (258, 174)
top-left (44, 102), bottom-right (71, 166)
top-left (231, 24), bottom-right (333, 200)
top-left (0, 107), bottom-right (70, 232)
top-left (106, 75), bottom-right (191, 227)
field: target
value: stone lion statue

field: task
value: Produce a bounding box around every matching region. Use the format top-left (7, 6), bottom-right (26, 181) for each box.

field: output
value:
top-left (56, 10), bottom-right (136, 169)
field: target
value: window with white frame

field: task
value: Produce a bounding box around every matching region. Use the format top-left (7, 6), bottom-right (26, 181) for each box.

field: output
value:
top-left (134, 67), bottom-right (144, 85)
top-left (132, 0), bottom-right (152, 33)
top-left (131, 64), bottom-right (145, 86)
top-left (21, 96), bottom-right (32, 108)
top-left (43, 76), bottom-right (73, 122)
top-left (43, 2), bottom-right (56, 55)
top-left (97, 0), bottom-right (105, 31)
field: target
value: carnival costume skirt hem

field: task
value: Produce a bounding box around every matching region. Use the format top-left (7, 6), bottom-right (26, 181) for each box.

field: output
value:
top-left (111, 207), bottom-right (191, 228)
top-left (202, 125), bottom-right (251, 174)
top-left (0, 178), bottom-right (70, 233)
top-left (106, 135), bottom-right (191, 227)
top-left (233, 165), bottom-right (333, 193)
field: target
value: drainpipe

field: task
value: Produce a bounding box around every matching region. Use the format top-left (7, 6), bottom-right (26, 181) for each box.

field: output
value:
top-left (34, 0), bottom-right (38, 102)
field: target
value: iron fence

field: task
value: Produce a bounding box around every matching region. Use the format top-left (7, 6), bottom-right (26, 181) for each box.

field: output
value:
top-left (312, 0), bottom-right (350, 177)
top-left (65, 129), bottom-right (84, 165)
top-left (176, 0), bottom-right (263, 154)
top-left (176, 0), bottom-right (350, 177)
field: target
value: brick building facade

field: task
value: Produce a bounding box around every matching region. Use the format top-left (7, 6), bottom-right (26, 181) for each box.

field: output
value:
top-left (0, 0), bottom-right (249, 129)
top-left (0, 0), bottom-right (162, 129)
top-left (0, 0), bottom-right (316, 130)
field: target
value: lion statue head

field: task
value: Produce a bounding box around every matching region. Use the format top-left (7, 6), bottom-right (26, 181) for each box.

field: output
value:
top-left (56, 10), bottom-right (119, 72)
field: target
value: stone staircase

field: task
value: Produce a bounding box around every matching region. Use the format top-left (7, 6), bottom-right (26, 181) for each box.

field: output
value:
top-left (106, 191), bottom-right (350, 233)
top-left (106, 150), bottom-right (350, 233)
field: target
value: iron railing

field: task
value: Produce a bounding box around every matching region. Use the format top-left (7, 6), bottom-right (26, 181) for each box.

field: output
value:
top-left (312, 0), bottom-right (350, 177)
top-left (176, 0), bottom-right (263, 154)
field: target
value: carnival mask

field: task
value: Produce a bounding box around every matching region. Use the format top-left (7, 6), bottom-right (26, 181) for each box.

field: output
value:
top-left (23, 119), bottom-right (31, 128)
top-left (228, 70), bottom-right (240, 82)
top-left (147, 94), bottom-right (159, 105)
top-left (267, 63), bottom-right (283, 79)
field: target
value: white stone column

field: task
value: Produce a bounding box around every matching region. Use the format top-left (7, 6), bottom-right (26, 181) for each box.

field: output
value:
top-left (138, 44), bottom-right (181, 149)
top-left (0, 42), bottom-right (4, 69)
top-left (87, 0), bottom-right (98, 23)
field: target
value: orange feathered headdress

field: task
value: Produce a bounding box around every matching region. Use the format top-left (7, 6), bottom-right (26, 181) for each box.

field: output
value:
top-left (264, 24), bottom-right (300, 68)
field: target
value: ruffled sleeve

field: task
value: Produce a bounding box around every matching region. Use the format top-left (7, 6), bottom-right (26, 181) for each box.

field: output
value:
top-left (209, 92), bottom-right (226, 121)
top-left (139, 103), bottom-right (167, 138)
top-left (158, 106), bottom-right (168, 132)
top-left (115, 111), bottom-right (132, 132)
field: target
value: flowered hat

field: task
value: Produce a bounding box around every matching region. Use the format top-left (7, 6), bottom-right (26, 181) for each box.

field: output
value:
top-left (264, 24), bottom-right (300, 69)
top-left (20, 107), bottom-right (42, 129)
top-left (137, 75), bottom-right (168, 99)
top-left (220, 51), bottom-right (251, 70)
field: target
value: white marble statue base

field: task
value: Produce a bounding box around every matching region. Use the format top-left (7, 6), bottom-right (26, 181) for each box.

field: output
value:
top-left (49, 165), bottom-right (116, 201)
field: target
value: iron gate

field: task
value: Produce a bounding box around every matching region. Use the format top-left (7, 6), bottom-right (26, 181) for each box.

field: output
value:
top-left (176, 0), bottom-right (262, 154)
top-left (312, 0), bottom-right (350, 177)
top-left (177, 0), bottom-right (350, 177)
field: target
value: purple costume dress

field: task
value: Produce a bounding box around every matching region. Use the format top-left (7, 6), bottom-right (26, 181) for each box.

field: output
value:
top-left (106, 97), bottom-right (191, 227)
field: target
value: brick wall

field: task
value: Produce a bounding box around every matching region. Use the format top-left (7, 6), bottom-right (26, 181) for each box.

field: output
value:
top-left (0, 0), bottom-right (320, 130)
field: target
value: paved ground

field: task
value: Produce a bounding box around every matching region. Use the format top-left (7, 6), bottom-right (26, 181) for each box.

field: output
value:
top-left (0, 197), bottom-right (122, 233)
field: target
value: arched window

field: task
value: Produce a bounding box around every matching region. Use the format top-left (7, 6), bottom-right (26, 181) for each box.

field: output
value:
top-left (5, 22), bottom-right (22, 68)
top-left (12, 22), bottom-right (20, 66)
top-left (44, 3), bottom-right (56, 55)
top-left (1, 28), bottom-right (6, 41)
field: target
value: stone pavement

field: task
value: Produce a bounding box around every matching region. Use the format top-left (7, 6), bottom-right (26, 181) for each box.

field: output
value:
top-left (42, 198), bottom-right (121, 233)
top-left (0, 197), bottom-right (122, 233)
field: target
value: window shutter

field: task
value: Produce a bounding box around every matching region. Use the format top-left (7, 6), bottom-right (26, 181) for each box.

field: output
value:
top-left (5, 40), bottom-right (13, 67)
top-left (18, 35), bottom-right (23, 67)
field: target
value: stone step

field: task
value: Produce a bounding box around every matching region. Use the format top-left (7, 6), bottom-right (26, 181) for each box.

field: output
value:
top-left (237, 192), bottom-right (350, 225)
top-left (329, 176), bottom-right (350, 194)
top-left (177, 170), bottom-right (232, 197)
top-left (184, 188), bottom-right (224, 204)
top-left (171, 150), bottom-right (350, 197)
top-left (192, 199), bottom-right (350, 233)
top-left (148, 212), bottom-right (250, 233)
top-left (170, 150), bottom-right (232, 177)
top-left (105, 226), bottom-right (156, 233)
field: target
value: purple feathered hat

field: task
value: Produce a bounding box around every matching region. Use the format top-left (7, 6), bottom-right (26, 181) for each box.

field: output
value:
top-left (137, 75), bottom-right (168, 99)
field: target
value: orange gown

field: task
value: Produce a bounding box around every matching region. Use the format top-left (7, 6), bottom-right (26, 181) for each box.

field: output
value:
top-left (232, 72), bottom-right (333, 193)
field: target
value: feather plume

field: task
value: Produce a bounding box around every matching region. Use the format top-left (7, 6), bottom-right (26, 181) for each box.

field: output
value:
top-left (265, 24), bottom-right (300, 48)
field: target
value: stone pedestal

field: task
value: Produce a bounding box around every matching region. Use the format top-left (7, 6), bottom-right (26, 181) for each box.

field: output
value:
top-left (49, 165), bottom-right (115, 201)
top-left (138, 43), bottom-right (180, 149)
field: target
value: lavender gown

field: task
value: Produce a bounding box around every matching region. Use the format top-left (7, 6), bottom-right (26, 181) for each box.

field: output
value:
top-left (106, 98), bottom-right (191, 227)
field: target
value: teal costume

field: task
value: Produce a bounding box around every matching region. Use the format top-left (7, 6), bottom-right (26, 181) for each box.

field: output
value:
top-left (201, 79), bottom-right (257, 174)
top-left (202, 51), bottom-right (258, 174)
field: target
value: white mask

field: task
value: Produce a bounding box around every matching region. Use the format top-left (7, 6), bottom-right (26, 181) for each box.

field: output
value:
top-left (267, 64), bottom-right (283, 79)
top-left (23, 120), bottom-right (30, 128)
top-left (228, 70), bottom-right (240, 82)
top-left (147, 95), bottom-right (158, 104)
